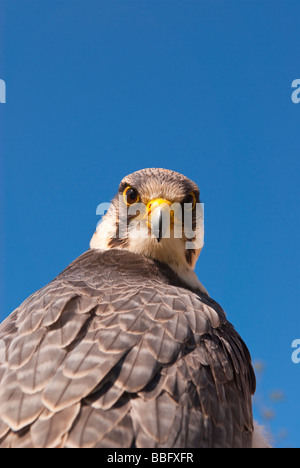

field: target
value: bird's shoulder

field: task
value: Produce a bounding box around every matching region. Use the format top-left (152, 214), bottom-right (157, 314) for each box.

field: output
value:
top-left (0, 249), bottom-right (255, 448)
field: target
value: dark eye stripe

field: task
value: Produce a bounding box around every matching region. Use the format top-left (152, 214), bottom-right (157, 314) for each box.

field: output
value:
top-left (182, 192), bottom-right (197, 209)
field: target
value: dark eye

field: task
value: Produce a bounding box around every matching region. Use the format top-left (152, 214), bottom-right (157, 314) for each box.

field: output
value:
top-left (182, 192), bottom-right (197, 209)
top-left (123, 186), bottom-right (140, 205)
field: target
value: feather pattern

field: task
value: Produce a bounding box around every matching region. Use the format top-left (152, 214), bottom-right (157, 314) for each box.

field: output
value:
top-left (0, 249), bottom-right (255, 447)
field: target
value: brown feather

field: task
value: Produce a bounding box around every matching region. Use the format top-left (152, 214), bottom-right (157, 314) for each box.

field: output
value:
top-left (0, 249), bottom-right (255, 448)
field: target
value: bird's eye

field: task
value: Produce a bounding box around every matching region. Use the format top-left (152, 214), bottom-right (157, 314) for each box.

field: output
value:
top-left (182, 192), bottom-right (197, 209)
top-left (123, 186), bottom-right (140, 205)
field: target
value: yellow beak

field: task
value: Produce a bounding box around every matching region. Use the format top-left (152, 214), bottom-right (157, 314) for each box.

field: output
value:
top-left (146, 198), bottom-right (172, 242)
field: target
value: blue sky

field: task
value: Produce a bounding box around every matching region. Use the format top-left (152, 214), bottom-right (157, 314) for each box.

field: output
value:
top-left (1, 1), bottom-right (299, 447)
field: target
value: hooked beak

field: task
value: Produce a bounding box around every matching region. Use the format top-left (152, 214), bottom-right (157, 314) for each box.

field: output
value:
top-left (146, 198), bottom-right (172, 242)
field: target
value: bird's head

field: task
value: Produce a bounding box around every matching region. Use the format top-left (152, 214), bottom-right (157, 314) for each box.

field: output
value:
top-left (90, 168), bottom-right (207, 293)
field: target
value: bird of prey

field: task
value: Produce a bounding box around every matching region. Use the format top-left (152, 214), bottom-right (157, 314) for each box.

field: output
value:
top-left (0, 168), bottom-right (262, 448)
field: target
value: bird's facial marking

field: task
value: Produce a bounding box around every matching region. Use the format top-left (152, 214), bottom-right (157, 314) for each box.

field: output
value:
top-left (182, 191), bottom-right (197, 210)
top-left (105, 179), bottom-right (202, 249)
top-left (91, 169), bottom-right (206, 291)
top-left (185, 248), bottom-right (196, 266)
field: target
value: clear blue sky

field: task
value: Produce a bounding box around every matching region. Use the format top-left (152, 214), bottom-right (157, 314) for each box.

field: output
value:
top-left (1, 1), bottom-right (299, 448)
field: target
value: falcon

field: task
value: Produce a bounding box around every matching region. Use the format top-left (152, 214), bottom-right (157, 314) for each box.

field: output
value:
top-left (0, 168), bottom-right (264, 448)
